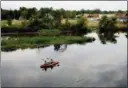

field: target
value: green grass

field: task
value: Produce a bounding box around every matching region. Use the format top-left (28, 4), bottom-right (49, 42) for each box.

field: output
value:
top-left (38, 29), bottom-right (61, 36)
top-left (1, 36), bottom-right (95, 51)
top-left (1, 20), bottom-right (23, 27)
top-left (1, 20), bottom-right (30, 29)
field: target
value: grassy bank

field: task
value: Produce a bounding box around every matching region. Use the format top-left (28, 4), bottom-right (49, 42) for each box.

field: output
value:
top-left (38, 29), bottom-right (61, 36)
top-left (1, 36), bottom-right (95, 51)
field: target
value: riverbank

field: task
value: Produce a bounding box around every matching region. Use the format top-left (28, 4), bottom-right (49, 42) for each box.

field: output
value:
top-left (1, 36), bottom-right (95, 51)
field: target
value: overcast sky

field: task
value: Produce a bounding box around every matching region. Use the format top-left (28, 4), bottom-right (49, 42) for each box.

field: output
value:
top-left (1, 1), bottom-right (127, 11)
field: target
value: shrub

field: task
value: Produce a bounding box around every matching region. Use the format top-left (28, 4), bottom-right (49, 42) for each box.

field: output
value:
top-left (99, 16), bottom-right (117, 33)
top-left (60, 17), bottom-right (89, 35)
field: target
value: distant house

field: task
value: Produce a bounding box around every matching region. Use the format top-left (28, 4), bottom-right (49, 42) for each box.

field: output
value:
top-left (99, 14), bottom-right (115, 19)
top-left (116, 13), bottom-right (127, 22)
top-left (88, 14), bottom-right (99, 18)
top-left (117, 16), bottom-right (127, 22)
top-left (87, 14), bottom-right (99, 21)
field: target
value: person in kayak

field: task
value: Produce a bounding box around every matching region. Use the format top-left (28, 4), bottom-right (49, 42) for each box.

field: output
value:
top-left (47, 58), bottom-right (53, 63)
top-left (44, 58), bottom-right (54, 64)
top-left (44, 60), bottom-right (48, 64)
top-left (46, 58), bottom-right (52, 64)
top-left (50, 59), bottom-right (53, 64)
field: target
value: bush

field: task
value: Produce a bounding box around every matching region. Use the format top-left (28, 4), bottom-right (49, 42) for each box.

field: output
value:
top-left (60, 16), bottom-right (89, 35)
top-left (99, 16), bottom-right (117, 33)
top-left (7, 18), bottom-right (12, 26)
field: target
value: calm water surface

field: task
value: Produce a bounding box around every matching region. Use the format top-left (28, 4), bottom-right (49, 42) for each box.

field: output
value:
top-left (1, 33), bottom-right (127, 87)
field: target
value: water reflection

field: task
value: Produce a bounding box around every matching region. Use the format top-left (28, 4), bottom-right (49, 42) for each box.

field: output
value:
top-left (98, 32), bottom-right (118, 44)
top-left (53, 38), bottom-right (95, 52)
top-left (54, 44), bottom-right (67, 52)
top-left (3, 31), bottom-right (123, 52)
top-left (1, 37), bottom-right (95, 52)
top-left (125, 33), bottom-right (127, 38)
top-left (1, 33), bottom-right (127, 87)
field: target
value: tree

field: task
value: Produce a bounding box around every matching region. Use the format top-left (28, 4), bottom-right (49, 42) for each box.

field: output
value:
top-left (26, 8), bottom-right (37, 19)
top-left (19, 7), bottom-right (28, 19)
top-left (75, 16), bottom-right (89, 34)
top-left (52, 9), bottom-right (62, 28)
top-left (14, 10), bottom-right (20, 19)
top-left (7, 18), bottom-right (12, 26)
top-left (60, 16), bottom-right (89, 35)
top-left (99, 16), bottom-right (117, 33)
top-left (117, 10), bottom-right (124, 13)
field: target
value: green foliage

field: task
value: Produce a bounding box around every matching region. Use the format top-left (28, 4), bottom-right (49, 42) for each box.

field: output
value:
top-left (60, 16), bottom-right (89, 35)
top-left (2, 7), bottom-right (127, 20)
top-left (1, 7), bottom-right (127, 34)
top-left (76, 16), bottom-right (88, 30)
top-left (99, 16), bottom-right (117, 33)
top-left (7, 18), bottom-right (12, 26)
top-left (1, 36), bottom-right (95, 51)
top-left (60, 19), bottom-right (72, 30)
top-left (27, 17), bottom-right (42, 30)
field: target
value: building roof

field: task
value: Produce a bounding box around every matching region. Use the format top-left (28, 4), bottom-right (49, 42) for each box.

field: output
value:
top-left (88, 14), bottom-right (99, 18)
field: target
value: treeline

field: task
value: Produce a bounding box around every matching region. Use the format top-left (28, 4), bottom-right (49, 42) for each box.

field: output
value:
top-left (1, 16), bottom-right (89, 35)
top-left (1, 7), bottom-right (127, 20)
top-left (1, 7), bottom-right (127, 35)
top-left (1, 7), bottom-right (91, 35)
top-left (1, 7), bottom-right (76, 20)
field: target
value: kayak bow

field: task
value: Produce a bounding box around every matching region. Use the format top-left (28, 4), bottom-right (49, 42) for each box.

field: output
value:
top-left (40, 61), bottom-right (59, 68)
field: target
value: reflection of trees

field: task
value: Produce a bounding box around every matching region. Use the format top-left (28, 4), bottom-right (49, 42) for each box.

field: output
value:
top-left (54, 44), bottom-right (67, 52)
top-left (98, 32), bottom-right (118, 44)
top-left (54, 38), bottom-right (95, 52)
top-left (125, 33), bottom-right (128, 38)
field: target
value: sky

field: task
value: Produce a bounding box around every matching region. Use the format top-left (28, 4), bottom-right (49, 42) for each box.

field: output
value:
top-left (1, 1), bottom-right (127, 11)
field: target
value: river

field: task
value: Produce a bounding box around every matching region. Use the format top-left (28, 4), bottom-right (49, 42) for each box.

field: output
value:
top-left (1, 32), bottom-right (127, 87)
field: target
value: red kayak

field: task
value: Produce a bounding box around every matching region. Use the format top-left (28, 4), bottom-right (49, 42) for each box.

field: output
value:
top-left (40, 61), bottom-right (59, 68)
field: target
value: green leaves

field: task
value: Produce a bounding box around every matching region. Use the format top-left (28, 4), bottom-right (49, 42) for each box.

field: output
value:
top-left (99, 16), bottom-right (117, 33)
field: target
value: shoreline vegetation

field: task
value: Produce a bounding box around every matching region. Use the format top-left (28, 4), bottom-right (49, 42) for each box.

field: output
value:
top-left (1, 7), bottom-right (127, 51)
top-left (1, 19), bottom-right (127, 35)
top-left (1, 36), bottom-right (95, 51)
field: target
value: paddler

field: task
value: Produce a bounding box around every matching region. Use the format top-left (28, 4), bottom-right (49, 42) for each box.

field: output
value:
top-left (44, 60), bottom-right (47, 64)
top-left (50, 59), bottom-right (53, 63)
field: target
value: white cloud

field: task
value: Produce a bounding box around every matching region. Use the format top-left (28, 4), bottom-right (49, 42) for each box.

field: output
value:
top-left (1, 1), bottom-right (127, 11)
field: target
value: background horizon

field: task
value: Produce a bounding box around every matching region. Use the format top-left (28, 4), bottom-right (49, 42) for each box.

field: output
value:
top-left (1, 1), bottom-right (127, 11)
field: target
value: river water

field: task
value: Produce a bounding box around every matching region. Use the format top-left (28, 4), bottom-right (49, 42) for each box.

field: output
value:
top-left (1, 33), bottom-right (127, 87)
